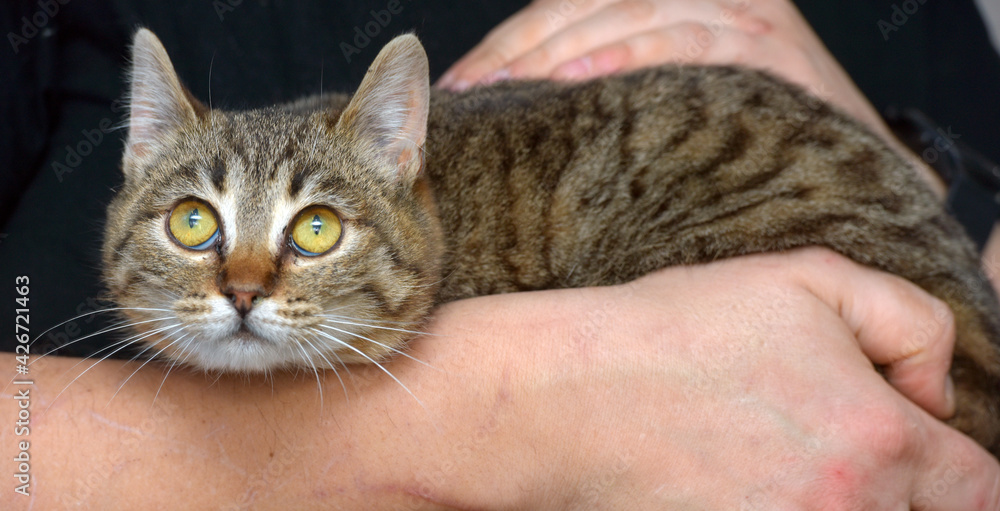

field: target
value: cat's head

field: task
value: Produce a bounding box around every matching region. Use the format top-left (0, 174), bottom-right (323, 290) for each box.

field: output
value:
top-left (102, 29), bottom-right (442, 372)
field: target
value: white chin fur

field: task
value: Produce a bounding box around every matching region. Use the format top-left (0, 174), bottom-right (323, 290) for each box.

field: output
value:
top-left (174, 297), bottom-right (341, 372)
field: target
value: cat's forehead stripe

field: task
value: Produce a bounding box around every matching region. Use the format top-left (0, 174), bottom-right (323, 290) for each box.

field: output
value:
top-left (288, 165), bottom-right (309, 197)
top-left (273, 138), bottom-right (301, 182)
top-left (209, 155), bottom-right (226, 192)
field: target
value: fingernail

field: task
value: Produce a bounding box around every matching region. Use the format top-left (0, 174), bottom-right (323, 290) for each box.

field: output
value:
top-left (552, 56), bottom-right (592, 80)
top-left (451, 79), bottom-right (471, 92)
top-left (944, 375), bottom-right (956, 414)
top-left (435, 71), bottom-right (454, 88)
top-left (479, 68), bottom-right (510, 86)
top-left (745, 17), bottom-right (773, 35)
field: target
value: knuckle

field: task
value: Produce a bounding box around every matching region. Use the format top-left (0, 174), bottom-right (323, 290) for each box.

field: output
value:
top-left (480, 48), bottom-right (517, 70)
top-left (521, 44), bottom-right (558, 70)
top-left (667, 21), bottom-right (719, 63)
top-left (894, 288), bottom-right (954, 359)
top-left (733, 13), bottom-right (774, 36)
top-left (521, 10), bottom-right (558, 42)
top-left (928, 296), bottom-right (955, 340)
top-left (602, 39), bottom-right (636, 65)
top-left (843, 405), bottom-right (920, 462)
top-left (611, 0), bottom-right (656, 21)
top-left (797, 246), bottom-right (849, 267)
top-left (913, 439), bottom-right (989, 510)
top-left (691, 22), bottom-right (715, 45)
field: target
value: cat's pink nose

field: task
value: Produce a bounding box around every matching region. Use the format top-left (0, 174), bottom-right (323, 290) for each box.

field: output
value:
top-left (224, 288), bottom-right (264, 317)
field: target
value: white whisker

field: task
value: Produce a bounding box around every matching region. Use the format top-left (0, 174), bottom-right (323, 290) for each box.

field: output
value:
top-left (152, 335), bottom-right (193, 406)
top-left (304, 333), bottom-right (352, 405)
top-left (309, 327), bottom-right (426, 411)
top-left (109, 328), bottom-right (190, 406)
top-left (317, 323), bottom-right (435, 370)
top-left (31, 307), bottom-right (173, 348)
top-left (31, 315), bottom-right (175, 364)
top-left (292, 336), bottom-right (326, 408)
top-left (44, 323), bottom-right (183, 412)
top-left (320, 314), bottom-right (438, 335)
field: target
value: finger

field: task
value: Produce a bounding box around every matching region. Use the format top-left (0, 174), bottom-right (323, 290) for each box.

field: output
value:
top-left (439, 0), bottom-right (768, 89)
top-left (547, 23), bottom-right (720, 80)
top-left (546, 21), bottom-right (785, 81)
top-left (437, 7), bottom-right (550, 90)
top-left (502, 1), bottom-right (663, 80)
top-left (438, 0), bottom-right (610, 90)
top-left (509, 2), bottom-right (772, 81)
top-left (790, 248), bottom-right (957, 419)
top-left (912, 413), bottom-right (1000, 510)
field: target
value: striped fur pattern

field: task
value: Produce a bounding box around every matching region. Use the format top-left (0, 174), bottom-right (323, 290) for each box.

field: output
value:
top-left (106, 30), bottom-right (1000, 451)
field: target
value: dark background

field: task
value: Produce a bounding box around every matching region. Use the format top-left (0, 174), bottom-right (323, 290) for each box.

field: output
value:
top-left (2, 0), bottom-right (999, 357)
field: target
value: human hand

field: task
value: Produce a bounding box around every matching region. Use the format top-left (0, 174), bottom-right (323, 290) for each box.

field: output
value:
top-left (437, 0), bottom-right (945, 194)
top-left (401, 248), bottom-right (998, 509)
top-left (439, 0), bottom-right (877, 129)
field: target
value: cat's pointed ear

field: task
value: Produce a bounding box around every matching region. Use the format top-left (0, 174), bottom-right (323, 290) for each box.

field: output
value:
top-left (335, 34), bottom-right (429, 185)
top-left (124, 28), bottom-right (205, 167)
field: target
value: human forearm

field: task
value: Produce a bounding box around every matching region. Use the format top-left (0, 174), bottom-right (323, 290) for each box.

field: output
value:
top-left (3, 249), bottom-right (998, 510)
top-left (0, 352), bottom-right (482, 510)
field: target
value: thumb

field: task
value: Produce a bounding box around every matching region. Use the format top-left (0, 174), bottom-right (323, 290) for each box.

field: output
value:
top-left (790, 248), bottom-right (956, 419)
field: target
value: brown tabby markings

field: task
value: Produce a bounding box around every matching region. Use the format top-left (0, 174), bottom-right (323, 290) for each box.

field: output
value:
top-left (105, 30), bottom-right (1000, 453)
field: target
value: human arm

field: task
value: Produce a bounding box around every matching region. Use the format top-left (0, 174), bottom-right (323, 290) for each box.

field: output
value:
top-left (3, 249), bottom-right (997, 510)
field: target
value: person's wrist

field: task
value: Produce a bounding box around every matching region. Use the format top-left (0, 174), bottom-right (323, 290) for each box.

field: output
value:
top-left (417, 283), bottom-right (676, 506)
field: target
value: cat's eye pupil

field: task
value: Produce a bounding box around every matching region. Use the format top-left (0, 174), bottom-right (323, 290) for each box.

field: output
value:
top-left (290, 206), bottom-right (341, 256)
top-left (189, 208), bottom-right (201, 229)
top-left (168, 199), bottom-right (219, 250)
top-left (311, 215), bottom-right (322, 235)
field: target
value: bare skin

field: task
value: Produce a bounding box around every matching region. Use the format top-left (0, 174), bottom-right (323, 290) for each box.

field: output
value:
top-left (2, 249), bottom-right (999, 510)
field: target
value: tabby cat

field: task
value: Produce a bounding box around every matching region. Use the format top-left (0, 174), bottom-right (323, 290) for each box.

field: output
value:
top-left (104, 29), bottom-right (1000, 452)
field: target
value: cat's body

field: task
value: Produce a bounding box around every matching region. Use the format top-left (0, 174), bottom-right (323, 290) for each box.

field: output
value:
top-left (104, 30), bottom-right (1000, 452)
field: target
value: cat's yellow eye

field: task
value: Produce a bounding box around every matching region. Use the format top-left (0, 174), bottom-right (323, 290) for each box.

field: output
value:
top-left (290, 206), bottom-right (342, 256)
top-left (168, 199), bottom-right (220, 250)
